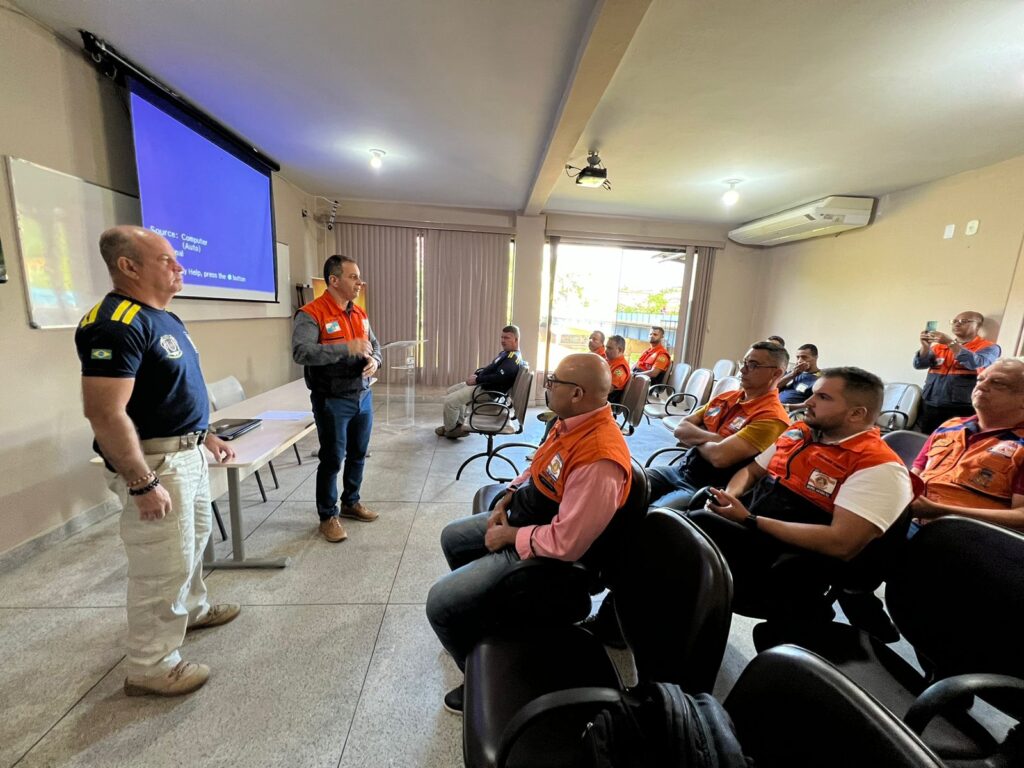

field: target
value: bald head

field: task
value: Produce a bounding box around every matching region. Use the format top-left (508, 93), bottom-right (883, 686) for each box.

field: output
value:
top-left (548, 353), bottom-right (612, 418)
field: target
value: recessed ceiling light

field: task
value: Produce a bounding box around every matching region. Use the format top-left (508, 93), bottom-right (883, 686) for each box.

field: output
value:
top-left (369, 149), bottom-right (386, 169)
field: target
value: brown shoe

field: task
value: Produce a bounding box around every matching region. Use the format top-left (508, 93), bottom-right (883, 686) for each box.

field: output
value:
top-left (124, 660), bottom-right (210, 697)
top-left (434, 425), bottom-right (448, 436)
top-left (340, 502), bottom-right (379, 522)
top-left (319, 516), bottom-right (348, 542)
top-left (188, 604), bottom-right (241, 632)
top-left (445, 425), bottom-right (470, 439)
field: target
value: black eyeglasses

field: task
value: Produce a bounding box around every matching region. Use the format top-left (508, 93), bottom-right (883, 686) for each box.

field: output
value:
top-left (740, 359), bottom-right (779, 371)
top-left (951, 319), bottom-right (978, 325)
top-left (544, 374), bottom-right (585, 392)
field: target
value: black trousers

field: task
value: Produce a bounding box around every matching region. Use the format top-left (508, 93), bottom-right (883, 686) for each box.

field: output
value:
top-left (687, 510), bottom-right (839, 622)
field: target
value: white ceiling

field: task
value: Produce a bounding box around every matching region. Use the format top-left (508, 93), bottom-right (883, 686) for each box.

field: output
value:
top-left (13, 0), bottom-right (1024, 225)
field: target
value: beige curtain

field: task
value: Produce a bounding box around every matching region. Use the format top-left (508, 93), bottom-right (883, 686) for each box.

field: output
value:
top-left (335, 221), bottom-right (418, 330)
top-left (422, 229), bottom-right (512, 386)
top-left (684, 246), bottom-right (717, 366)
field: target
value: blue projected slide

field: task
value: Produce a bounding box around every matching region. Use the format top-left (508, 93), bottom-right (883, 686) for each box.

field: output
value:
top-left (128, 86), bottom-right (277, 302)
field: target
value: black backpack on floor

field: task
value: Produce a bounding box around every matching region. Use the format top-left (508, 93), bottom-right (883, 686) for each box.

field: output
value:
top-left (583, 682), bottom-right (752, 768)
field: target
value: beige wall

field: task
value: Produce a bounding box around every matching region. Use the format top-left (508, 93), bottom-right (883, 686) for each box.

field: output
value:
top-left (0, 10), bottom-right (315, 555)
top-left (750, 154), bottom-right (1024, 383)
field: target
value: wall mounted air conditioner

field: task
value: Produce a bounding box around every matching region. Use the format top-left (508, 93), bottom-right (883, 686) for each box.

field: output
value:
top-left (728, 196), bottom-right (877, 247)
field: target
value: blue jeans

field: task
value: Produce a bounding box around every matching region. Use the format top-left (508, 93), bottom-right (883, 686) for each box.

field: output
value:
top-left (425, 513), bottom-right (521, 670)
top-left (646, 463), bottom-right (701, 510)
top-left (311, 390), bottom-right (373, 520)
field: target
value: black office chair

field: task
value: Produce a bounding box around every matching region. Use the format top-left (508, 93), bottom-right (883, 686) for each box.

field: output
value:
top-left (462, 508), bottom-right (733, 768)
top-left (883, 429), bottom-right (929, 469)
top-left (725, 645), bottom-right (945, 768)
top-left (753, 517), bottom-right (1024, 766)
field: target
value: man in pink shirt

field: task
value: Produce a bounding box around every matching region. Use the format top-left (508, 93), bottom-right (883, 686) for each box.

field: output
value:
top-left (426, 354), bottom-right (631, 714)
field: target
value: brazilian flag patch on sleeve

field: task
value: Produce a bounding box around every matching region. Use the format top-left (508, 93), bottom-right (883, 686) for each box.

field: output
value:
top-left (90, 349), bottom-right (113, 360)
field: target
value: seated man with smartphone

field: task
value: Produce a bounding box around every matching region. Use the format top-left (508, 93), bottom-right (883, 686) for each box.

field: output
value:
top-left (690, 367), bottom-right (913, 625)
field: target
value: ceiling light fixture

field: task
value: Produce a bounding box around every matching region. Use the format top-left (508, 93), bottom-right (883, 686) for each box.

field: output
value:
top-left (722, 178), bottom-right (742, 206)
top-left (369, 149), bottom-right (386, 169)
top-left (565, 151), bottom-right (611, 190)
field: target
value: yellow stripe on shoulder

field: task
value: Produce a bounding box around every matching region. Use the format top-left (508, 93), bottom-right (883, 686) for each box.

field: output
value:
top-left (110, 299), bottom-right (133, 322)
top-left (120, 304), bottom-right (143, 325)
top-left (79, 301), bottom-right (103, 328)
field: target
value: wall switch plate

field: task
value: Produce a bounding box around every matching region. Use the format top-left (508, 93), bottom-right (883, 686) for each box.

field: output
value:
top-left (943, 224), bottom-right (956, 239)
top-left (965, 219), bottom-right (979, 236)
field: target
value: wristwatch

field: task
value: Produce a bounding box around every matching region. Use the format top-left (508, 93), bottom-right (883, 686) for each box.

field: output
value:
top-left (742, 512), bottom-right (759, 531)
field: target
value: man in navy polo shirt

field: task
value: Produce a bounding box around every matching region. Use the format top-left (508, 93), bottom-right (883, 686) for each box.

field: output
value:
top-left (76, 226), bottom-right (240, 697)
top-left (777, 344), bottom-right (822, 406)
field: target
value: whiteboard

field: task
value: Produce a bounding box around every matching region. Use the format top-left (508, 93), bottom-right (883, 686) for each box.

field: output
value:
top-left (6, 157), bottom-right (291, 328)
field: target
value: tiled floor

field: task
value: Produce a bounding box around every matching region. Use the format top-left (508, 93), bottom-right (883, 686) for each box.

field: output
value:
top-left (2, 399), bottom-right (767, 768)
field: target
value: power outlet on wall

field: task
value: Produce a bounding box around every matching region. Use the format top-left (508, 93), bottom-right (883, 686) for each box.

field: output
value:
top-left (965, 219), bottom-right (979, 236)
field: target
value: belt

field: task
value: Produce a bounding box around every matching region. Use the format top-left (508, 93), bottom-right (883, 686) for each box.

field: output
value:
top-left (139, 430), bottom-right (208, 454)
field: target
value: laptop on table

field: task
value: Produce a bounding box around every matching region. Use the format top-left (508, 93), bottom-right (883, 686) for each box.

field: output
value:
top-left (209, 418), bottom-right (262, 441)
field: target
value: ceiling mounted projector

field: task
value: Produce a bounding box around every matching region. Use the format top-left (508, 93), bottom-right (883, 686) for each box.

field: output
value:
top-left (565, 151), bottom-right (611, 190)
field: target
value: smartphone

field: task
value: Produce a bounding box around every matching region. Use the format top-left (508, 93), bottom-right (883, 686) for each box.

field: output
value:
top-left (925, 320), bottom-right (938, 332)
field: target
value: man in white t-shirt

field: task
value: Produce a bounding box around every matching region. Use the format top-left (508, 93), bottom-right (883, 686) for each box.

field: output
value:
top-left (691, 367), bottom-right (913, 624)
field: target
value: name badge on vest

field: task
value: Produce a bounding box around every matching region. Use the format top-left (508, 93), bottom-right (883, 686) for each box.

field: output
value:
top-left (806, 469), bottom-right (838, 497)
top-left (325, 321), bottom-right (341, 334)
top-left (796, 383), bottom-right (809, 393)
top-left (971, 468), bottom-right (995, 488)
top-left (935, 357), bottom-right (945, 366)
top-left (545, 452), bottom-right (564, 483)
top-left (728, 416), bottom-right (746, 432)
top-left (988, 441), bottom-right (1019, 458)
top-left (706, 406), bottom-right (722, 418)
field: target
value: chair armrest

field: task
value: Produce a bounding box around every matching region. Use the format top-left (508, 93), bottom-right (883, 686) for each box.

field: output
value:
top-left (496, 687), bottom-right (623, 768)
top-left (467, 401), bottom-right (513, 431)
top-left (647, 383), bottom-right (676, 401)
top-left (904, 674), bottom-right (1024, 735)
top-left (878, 408), bottom-right (909, 431)
top-left (472, 387), bottom-right (511, 404)
top-left (492, 558), bottom-right (594, 627)
top-left (644, 446), bottom-right (686, 467)
top-left (609, 403), bottom-right (633, 434)
top-left (665, 392), bottom-right (696, 415)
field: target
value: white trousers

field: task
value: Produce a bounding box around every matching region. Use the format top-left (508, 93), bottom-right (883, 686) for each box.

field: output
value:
top-left (110, 445), bottom-right (212, 676)
top-left (443, 382), bottom-right (478, 430)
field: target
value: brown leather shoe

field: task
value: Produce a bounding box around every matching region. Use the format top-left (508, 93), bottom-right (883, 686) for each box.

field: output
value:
top-left (340, 502), bottom-right (379, 522)
top-left (187, 604), bottom-right (241, 632)
top-left (124, 660), bottom-right (210, 697)
top-left (434, 425), bottom-right (447, 436)
top-left (319, 516), bottom-right (348, 542)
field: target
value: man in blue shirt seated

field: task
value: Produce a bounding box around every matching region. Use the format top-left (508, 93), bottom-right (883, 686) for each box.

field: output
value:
top-left (777, 344), bottom-right (822, 406)
top-left (435, 325), bottom-right (523, 439)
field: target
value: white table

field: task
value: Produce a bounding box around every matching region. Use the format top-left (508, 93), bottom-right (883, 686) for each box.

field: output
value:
top-left (202, 379), bottom-right (316, 569)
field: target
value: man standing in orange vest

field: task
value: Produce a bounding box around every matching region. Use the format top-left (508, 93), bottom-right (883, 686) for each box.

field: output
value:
top-left (632, 325), bottom-right (672, 385)
top-left (695, 368), bottom-right (912, 625)
top-left (425, 354), bottom-right (633, 714)
top-left (910, 358), bottom-right (1024, 533)
top-left (914, 311), bottom-right (1000, 434)
top-left (293, 255), bottom-right (382, 543)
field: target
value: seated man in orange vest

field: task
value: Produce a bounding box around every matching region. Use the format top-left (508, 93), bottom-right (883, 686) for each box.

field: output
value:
top-left (588, 329), bottom-right (607, 359)
top-left (646, 342), bottom-right (790, 509)
top-left (693, 367), bottom-right (913, 624)
top-left (632, 325), bottom-right (672, 385)
top-left (425, 354), bottom-right (632, 714)
top-left (606, 334), bottom-right (631, 405)
top-left (913, 310), bottom-right (1000, 434)
top-left (910, 358), bottom-right (1024, 533)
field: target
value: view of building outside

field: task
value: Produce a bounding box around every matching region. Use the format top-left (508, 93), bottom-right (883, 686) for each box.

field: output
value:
top-left (538, 242), bottom-right (687, 372)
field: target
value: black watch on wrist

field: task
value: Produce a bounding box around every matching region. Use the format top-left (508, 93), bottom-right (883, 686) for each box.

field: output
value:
top-left (742, 512), bottom-right (759, 531)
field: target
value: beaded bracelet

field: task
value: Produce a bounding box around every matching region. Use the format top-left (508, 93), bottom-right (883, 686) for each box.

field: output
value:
top-left (125, 471), bottom-right (156, 489)
top-left (128, 476), bottom-right (161, 497)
